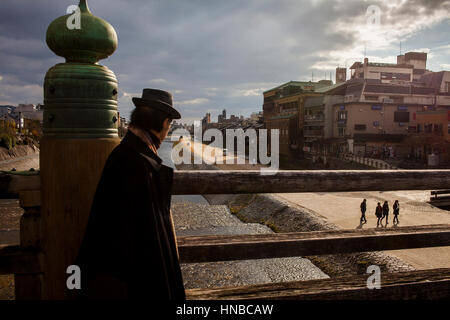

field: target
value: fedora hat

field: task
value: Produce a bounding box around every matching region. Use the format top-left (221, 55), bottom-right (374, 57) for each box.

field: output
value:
top-left (132, 88), bottom-right (181, 119)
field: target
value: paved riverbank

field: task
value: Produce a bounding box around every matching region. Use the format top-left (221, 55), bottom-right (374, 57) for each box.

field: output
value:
top-left (172, 202), bottom-right (329, 289)
top-left (206, 193), bottom-right (416, 277)
top-left (276, 191), bottom-right (450, 270)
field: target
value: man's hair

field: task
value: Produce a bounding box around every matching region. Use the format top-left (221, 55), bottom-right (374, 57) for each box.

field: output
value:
top-left (129, 107), bottom-right (172, 132)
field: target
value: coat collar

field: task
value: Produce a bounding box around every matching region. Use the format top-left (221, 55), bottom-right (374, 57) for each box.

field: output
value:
top-left (121, 130), bottom-right (163, 171)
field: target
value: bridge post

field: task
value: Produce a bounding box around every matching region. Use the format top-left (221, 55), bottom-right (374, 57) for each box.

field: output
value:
top-left (38, 0), bottom-right (120, 299)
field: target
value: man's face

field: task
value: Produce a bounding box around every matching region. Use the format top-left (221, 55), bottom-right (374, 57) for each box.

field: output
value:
top-left (160, 117), bottom-right (172, 140)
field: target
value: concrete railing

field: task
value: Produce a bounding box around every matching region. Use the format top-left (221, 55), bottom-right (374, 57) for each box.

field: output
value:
top-left (341, 153), bottom-right (396, 169)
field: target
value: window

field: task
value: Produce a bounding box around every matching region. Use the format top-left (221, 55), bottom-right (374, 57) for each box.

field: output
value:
top-left (338, 111), bottom-right (347, 120)
top-left (365, 95), bottom-right (378, 101)
top-left (394, 111), bottom-right (410, 122)
top-left (373, 121), bottom-right (380, 127)
top-left (354, 124), bottom-right (367, 131)
top-left (381, 72), bottom-right (411, 81)
top-left (371, 105), bottom-right (382, 110)
top-left (338, 127), bottom-right (346, 136)
top-left (434, 124), bottom-right (443, 135)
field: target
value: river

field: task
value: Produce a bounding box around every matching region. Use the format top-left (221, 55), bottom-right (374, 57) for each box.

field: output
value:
top-left (160, 138), bottom-right (208, 204)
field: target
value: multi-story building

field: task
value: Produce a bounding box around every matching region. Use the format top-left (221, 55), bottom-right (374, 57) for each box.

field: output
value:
top-left (261, 51), bottom-right (449, 163)
top-left (218, 109), bottom-right (227, 123)
top-left (303, 82), bottom-right (346, 155)
top-left (349, 52), bottom-right (429, 84)
top-left (263, 80), bottom-right (332, 158)
top-left (332, 52), bottom-right (450, 159)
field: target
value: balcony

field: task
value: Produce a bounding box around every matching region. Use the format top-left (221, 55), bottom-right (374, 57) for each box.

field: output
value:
top-left (304, 115), bottom-right (324, 122)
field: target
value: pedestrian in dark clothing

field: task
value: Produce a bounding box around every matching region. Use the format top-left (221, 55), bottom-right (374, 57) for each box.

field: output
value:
top-left (381, 201), bottom-right (389, 225)
top-left (375, 202), bottom-right (383, 227)
top-left (360, 199), bottom-right (367, 223)
top-left (393, 200), bottom-right (400, 224)
top-left (76, 89), bottom-right (185, 300)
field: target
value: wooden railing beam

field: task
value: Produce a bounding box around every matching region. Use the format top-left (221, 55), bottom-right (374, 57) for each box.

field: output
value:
top-left (2, 170), bottom-right (450, 195)
top-left (186, 268), bottom-right (450, 300)
top-left (178, 225), bottom-right (450, 263)
top-left (0, 245), bottom-right (42, 275)
top-left (172, 170), bottom-right (450, 194)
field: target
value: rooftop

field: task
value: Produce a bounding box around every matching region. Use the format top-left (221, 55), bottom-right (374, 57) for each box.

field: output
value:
top-left (263, 80), bottom-right (332, 94)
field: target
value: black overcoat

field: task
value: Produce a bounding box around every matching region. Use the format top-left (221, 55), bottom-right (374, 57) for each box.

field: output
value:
top-left (75, 131), bottom-right (185, 300)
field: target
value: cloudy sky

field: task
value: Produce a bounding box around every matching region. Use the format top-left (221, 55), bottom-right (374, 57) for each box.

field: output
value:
top-left (0, 0), bottom-right (449, 124)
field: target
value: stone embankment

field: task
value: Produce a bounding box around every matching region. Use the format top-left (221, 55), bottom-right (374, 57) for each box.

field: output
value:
top-left (172, 202), bottom-right (329, 289)
top-left (0, 145), bottom-right (39, 162)
top-left (205, 193), bottom-right (415, 277)
top-left (0, 145), bottom-right (39, 171)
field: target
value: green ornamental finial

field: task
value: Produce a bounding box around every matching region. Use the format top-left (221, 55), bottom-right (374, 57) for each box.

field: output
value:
top-left (46, 0), bottom-right (118, 63)
top-left (78, 0), bottom-right (91, 13)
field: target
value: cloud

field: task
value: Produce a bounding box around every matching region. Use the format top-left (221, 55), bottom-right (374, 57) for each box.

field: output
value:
top-left (175, 98), bottom-right (209, 106)
top-left (0, 81), bottom-right (42, 105)
top-left (0, 0), bottom-right (449, 122)
top-left (149, 78), bottom-right (169, 84)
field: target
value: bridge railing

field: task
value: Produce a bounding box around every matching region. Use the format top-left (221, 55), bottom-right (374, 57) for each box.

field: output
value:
top-left (1, 169), bottom-right (450, 299)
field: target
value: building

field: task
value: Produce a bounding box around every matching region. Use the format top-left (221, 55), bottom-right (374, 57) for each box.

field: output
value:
top-left (331, 52), bottom-right (450, 159)
top-left (201, 112), bottom-right (211, 127)
top-left (218, 109), bottom-right (227, 123)
top-left (0, 105), bottom-right (14, 117)
top-left (250, 111), bottom-right (263, 122)
top-left (263, 80), bottom-right (333, 158)
top-left (406, 109), bottom-right (450, 164)
top-left (335, 67), bottom-right (347, 84)
top-left (303, 83), bottom-right (346, 156)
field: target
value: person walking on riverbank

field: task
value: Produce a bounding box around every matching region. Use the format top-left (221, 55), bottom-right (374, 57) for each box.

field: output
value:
top-left (375, 202), bottom-right (383, 227)
top-left (76, 89), bottom-right (185, 300)
top-left (360, 199), bottom-right (367, 224)
top-left (381, 201), bottom-right (389, 225)
top-left (393, 200), bottom-right (400, 224)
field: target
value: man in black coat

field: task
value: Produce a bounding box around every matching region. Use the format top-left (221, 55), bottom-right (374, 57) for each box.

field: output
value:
top-left (75, 89), bottom-right (185, 300)
top-left (360, 199), bottom-right (367, 224)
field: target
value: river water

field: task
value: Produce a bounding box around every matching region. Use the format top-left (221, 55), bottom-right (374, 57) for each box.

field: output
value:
top-left (160, 139), bottom-right (208, 204)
